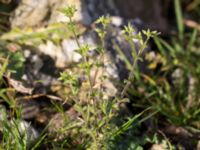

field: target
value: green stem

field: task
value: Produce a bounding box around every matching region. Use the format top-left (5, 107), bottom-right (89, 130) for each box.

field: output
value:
top-left (121, 37), bottom-right (149, 98)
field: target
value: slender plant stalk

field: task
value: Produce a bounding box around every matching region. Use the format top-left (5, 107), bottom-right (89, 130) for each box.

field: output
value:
top-left (121, 37), bottom-right (149, 98)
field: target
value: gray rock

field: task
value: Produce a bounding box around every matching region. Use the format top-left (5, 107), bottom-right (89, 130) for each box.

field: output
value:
top-left (10, 0), bottom-right (169, 32)
top-left (38, 40), bottom-right (66, 68)
top-left (10, 0), bottom-right (49, 28)
top-left (83, 0), bottom-right (119, 22)
top-left (115, 0), bottom-right (169, 32)
top-left (10, 0), bottom-right (119, 28)
top-left (10, 0), bottom-right (87, 28)
top-left (61, 30), bottom-right (97, 65)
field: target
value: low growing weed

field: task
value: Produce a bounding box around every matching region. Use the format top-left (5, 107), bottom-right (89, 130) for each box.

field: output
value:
top-left (56, 6), bottom-right (159, 149)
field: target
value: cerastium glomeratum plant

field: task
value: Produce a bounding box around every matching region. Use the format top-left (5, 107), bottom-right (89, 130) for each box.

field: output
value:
top-left (58, 6), bottom-right (159, 149)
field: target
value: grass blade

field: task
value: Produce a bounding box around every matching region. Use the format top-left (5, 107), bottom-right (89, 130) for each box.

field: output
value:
top-left (187, 29), bottom-right (198, 51)
top-left (112, 108), bottom-right (153, 138)
top-left (174, 0), bottom-right (184, 41)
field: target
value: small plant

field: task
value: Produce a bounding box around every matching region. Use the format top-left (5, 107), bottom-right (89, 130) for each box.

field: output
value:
top-left (120, 26), bottom-right (159, 98)
top-left (58, 7), bottom-right (118, 149)
top-left (56, 6), bottom-right (159, 149)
